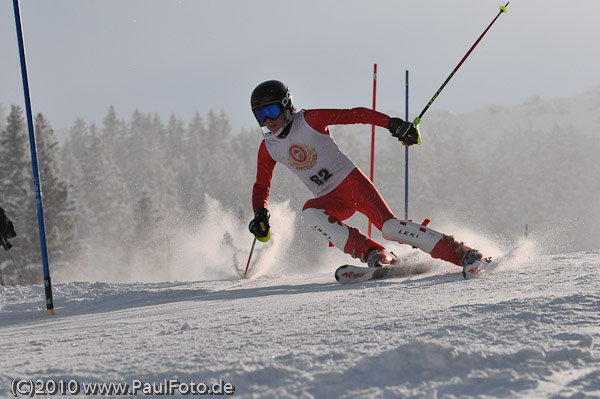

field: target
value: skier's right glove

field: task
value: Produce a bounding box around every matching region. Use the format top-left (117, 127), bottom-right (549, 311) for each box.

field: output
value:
top-left (249, 207), bottom-right (271, 242)
top-left (388, 118), bottom-right (421, 146)
top-left (0, 207), bottom-right (16, 250)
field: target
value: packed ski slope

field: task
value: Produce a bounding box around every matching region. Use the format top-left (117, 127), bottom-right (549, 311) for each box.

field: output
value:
top-left (1, 241), bottom-right (599, 398)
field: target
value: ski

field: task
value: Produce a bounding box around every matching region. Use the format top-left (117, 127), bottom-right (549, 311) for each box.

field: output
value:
top-left (335, 263), bottom-right (431, 284)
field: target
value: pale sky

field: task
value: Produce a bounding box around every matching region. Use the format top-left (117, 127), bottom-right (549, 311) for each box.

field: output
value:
top-left (1, 0), bottom-right (599, 133)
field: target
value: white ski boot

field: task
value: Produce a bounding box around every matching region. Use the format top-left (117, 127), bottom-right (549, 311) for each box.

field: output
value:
top-left (462, 250), bottom-right (491, 279)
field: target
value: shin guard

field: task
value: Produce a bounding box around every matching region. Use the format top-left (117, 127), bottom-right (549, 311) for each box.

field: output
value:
top-left (302, 208), bottom-right (383, 262)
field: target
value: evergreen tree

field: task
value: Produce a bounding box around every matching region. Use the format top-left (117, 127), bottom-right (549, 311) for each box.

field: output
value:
top-left (124, 188), bottom-right (169, 281)
top-left (0, 106), bottom-right (35, 266)
top-left (132, 189), bottom-right (163, 243)
top-left (60, 117), bottom-right (89, 181)
top-left (204, 110), bottom-right (238, 205)
top-left (100, 106), bottom-right (128, 172)
top-left (0, 104), bottom-right (6, 133)
top-left (124, 111), bottom-right (180, 224)
top-left (166, 113), bottom-right (186, 160)
top-left (165, 113), bottom-right (189, 221)
top-left (179, 112), bottom-right (208, 219)
top-left (34, 113), bottom-right (78, 263)
top-left (146, 113), bottom-right (179, 217)
top-left (77, 124), bottom-right (132, 254)
top-left (0, 106), bottom-right (30, 211)
top-left (232, 127), bottom-right (264, 214)
top-left (128, 188), bottom-right (166, 264)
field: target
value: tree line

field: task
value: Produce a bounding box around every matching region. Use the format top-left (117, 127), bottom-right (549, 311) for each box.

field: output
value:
top-left (1, 101), bottom-right (598, 284)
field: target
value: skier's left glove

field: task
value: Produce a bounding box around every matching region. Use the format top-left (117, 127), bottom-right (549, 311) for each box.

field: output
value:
top-left (0, 207), bottom-right (16, 250)
top-left (249, 207), bottom-right (271, 242)
top-left (388, 118), bottom-right (421, 146)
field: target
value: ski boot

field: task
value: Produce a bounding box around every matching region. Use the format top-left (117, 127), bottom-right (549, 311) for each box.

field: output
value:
top-left (366, 249), bottom-right (399, 268)
top-left (461, 249), bottom-right (492, 279)
top-left (461, 248), bottom-right (483, 266)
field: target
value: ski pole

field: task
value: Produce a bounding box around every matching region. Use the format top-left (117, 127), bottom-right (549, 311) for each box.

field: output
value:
top-left (1, 237), bottom-right (24, 284)
top-left (6, 247), bottom-right (24, 283)
top-left (244, 237), bottom-right (257, 276)
top-left (414, 2), bottom-right (509, 126)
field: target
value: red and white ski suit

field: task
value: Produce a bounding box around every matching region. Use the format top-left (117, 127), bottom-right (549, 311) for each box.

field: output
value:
top-left (252, 108), bottom-right (467, 265)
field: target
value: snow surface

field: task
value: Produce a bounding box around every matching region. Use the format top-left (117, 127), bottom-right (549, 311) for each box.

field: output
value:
top-left (1, 240), bottom-right (599, 398)
top-left (1, 200), bottom-right (599, 398)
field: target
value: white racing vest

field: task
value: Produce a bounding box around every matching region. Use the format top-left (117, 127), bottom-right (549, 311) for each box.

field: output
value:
top-left (264, 110), bottom-right (356, 197)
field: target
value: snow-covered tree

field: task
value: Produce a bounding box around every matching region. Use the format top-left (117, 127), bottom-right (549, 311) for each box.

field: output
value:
top-left (0, 106), bottom-right (31, 215)
top-left (34, 113), bottom-right (77, 263)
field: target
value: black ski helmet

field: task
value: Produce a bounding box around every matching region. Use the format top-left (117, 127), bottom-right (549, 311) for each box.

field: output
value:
top-left (251, 80), bottom-right (294, 138)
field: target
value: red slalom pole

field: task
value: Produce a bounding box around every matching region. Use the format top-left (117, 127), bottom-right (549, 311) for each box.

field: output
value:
top-left (414, 2), bottom-right (509, 126)
top-left (368, 63), bottom-right (377, 237)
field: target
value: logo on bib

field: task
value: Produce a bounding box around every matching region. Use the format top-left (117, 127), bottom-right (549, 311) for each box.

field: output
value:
top-left (288, 144), bottom-right (317, 170)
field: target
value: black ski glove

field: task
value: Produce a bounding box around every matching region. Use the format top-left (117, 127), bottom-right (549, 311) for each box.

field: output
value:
top-left (0, 207), bottom-right (16, 250)
top-left (388, 118), bottom-right (421, 146)
top-left (249, 207), bottom-right (270, 242)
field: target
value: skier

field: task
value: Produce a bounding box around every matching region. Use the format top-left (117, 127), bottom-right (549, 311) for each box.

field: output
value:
top-left (248, 80), bottom-right (483, 272)
top-left (0, 207), bottom-right (17, 250)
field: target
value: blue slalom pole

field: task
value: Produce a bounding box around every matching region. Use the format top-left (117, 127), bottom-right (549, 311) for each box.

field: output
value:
top-left (12, 0), bottom-right (54, 314)
top-left (404, 70), bottom-right (409, 220)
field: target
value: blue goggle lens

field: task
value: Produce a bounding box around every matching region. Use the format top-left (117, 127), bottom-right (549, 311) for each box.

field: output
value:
top-left (254, 104), bottom-right (282, 123)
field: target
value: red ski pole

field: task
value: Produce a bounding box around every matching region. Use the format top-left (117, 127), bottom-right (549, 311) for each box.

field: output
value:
top-left (244, 237), bottom-right (257, 276)
top-left (414, 3), bottom-right (509, 127)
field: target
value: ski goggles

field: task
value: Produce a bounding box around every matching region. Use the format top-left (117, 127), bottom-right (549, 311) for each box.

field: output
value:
top-left (253, 104), bottom-right (282, 124)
